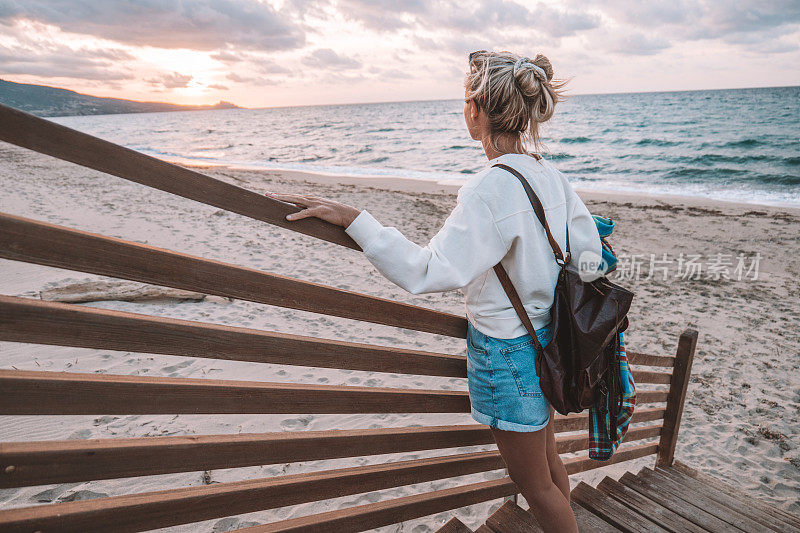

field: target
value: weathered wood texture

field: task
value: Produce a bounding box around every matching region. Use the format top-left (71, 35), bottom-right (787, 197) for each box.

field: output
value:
top-left (0, 369), bottom-right (470, 415)
top-left (618, 471), bottom-right (741, 532)
top-left (476, 465), bottom-right (799, 533)
top-left (436, 517), bottom-right (474, 533)
top-left (671, 461), bottom-right (800, 531)
top-left (562, 442), bottom-right (659, 476)
top-left (597, 476), bottom-right (705, 533)
top-left (0, 213), bottom-right (467, 338)
top-left (237, 477), bottom-right (517, 532)
top-left (0, 417), bottom-right (664, 488)
top-left (639, 467), bottom-right (784, 532)
top-left (0, 368), bottom-right (669, 416)
top-left (0, 103), bottom-right (358, 249)
top-left (0, 295), bottom-right (466, 377)
top-left (571, 481), bottom-right (670, 533)
top-left (0, 451), bottom-right (506, 533)
top-left (627, 352), bottom-right (675, 368)
top-left (476, 497), bottom-right (625, 533)
top-left (485, 500), bottom-right (543, 532)
top-left (656, 329), bottom-right (698, 467)
top-left (0, 293), bottom-right (673, 385)
top-left (570, 501), bottom-right (622, 532)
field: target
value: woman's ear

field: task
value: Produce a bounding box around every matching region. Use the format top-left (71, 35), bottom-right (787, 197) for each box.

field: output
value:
top-left (469, 99), bottom-right (480, 119)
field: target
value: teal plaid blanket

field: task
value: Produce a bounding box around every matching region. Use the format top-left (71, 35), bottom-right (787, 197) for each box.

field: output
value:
top-left (588, 216), bottom-right (637, 461)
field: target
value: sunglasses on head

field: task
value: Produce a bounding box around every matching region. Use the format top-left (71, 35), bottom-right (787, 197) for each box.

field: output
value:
top-left (468, 50), bottom-right (488, 63)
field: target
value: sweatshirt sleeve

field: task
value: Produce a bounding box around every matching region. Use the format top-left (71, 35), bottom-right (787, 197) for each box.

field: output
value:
top-left (564, 185), bottom-right (603, 271)
top-left (344, 190), bottom-right (510, 294)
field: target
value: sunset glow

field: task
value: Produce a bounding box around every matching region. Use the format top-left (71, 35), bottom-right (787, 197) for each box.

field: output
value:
top-left (1, 1), bottom-right (799, 107)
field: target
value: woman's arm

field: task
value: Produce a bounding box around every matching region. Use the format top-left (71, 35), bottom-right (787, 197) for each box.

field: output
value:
top-left (266, 190), bottom-right (510, 295)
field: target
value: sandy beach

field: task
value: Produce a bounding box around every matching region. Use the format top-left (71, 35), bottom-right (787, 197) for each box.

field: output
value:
top-left (1, 142), bottom-right (798, 530)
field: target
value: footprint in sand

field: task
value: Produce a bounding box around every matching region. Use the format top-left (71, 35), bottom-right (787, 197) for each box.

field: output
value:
top-left (93, 416), bottom-right (119, 426)
top-left (212, 517), bottom-right (260, 532)
top-left (67, 429), bottom-right (92, 439)
top-left (30, 484), bottom-right (79, 503)
top-left (160, 360), bottom-right (193, 375)
top-left (280, 417), bottom-right (311, 430)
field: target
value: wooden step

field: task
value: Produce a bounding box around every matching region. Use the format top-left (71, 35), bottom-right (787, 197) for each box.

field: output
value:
top-left (571, 500), bottom-right (622, 532)
top-left (671, 461), bottom-right (800, 531)
top-left (484, 500), bottom-right (543, 533)
top-left (618, 471), bottom-right (743, 532)
top-left (475, 498), bottom-right (624, 532)
top-left (638, 467), bottom-right (773, 532)
top-left (656, 466), bottom-right (798, 532)
top-left (571, 481), bottom-right (669, 533)
top-left (596, 476), bottom-right (704, 533)
top-left (436, 516), bottom-right (473, 533)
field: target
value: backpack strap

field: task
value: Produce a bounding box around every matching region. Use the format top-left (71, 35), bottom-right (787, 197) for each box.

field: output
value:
top-left (492, 163), bottom-right (570, 264)
top-left (490, 162), bottom-right (569, 347)
top-left (492, 261), bottom-right (544, 352)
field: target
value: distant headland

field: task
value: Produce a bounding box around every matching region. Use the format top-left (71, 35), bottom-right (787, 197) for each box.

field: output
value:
top-left (0, 79), bottom-right (241, 117)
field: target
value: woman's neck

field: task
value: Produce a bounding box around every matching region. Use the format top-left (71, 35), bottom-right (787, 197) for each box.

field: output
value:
top-left (481, 132), bottom-right (523, 160)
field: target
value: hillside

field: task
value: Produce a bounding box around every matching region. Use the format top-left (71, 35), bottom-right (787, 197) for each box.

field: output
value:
top-left (0, 79), bottom-right (240, 117)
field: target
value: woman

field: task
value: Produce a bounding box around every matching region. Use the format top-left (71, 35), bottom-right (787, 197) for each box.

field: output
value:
top-left (266, 50), bottom-right (600, 532)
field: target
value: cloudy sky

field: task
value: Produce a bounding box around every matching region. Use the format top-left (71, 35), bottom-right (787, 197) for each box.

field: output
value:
top-left (1, 0), bottom-right (798, 108)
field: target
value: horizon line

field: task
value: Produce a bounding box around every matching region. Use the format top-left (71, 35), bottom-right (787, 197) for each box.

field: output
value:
top-left (245, 83), bottom-right (800, 111)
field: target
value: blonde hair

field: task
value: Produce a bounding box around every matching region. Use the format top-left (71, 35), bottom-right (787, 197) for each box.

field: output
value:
top-left (465, 50), bottom-right (566, 153)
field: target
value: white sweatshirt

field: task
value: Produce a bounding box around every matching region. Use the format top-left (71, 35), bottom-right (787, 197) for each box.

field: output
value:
top-left (344, 153), bottom-right (602, 339)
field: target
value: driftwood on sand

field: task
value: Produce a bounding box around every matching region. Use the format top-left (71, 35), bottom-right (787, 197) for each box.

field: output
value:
top-left (39, 280), bottom-right (206, 303)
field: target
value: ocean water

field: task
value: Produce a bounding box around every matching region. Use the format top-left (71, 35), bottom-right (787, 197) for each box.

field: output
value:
top-left (52, 86), bottom-right (800, 206)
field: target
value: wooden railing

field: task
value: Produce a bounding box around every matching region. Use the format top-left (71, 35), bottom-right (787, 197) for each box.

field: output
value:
top-left (0, 103), bottom-right (697, 533)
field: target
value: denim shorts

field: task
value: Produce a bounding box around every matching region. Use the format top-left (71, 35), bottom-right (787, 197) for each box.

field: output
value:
top-left (466, 320), bottom-right (553, 432)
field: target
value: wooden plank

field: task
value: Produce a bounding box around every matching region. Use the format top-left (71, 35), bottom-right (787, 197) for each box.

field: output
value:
top-left (672, 461), bottom-right (800, 531)
top-left (639, 467), bottom-right (780, 533)
top-left (0, 450), bottom-right (505, 533)
top-left (624, 406), bottom-right (665, 425)
top-left (570, 500), bottom-right (621, 532)
top-left (0, 425), bottom-right (494, 488)
top-left (627, 352), bottom-right (675, 368)
top-left (437, 517), bottom-right (474, 533)
top-left (0, 369), bottom-right (470, 415)
top-left (597, 477), bottom-right (705, 533)
top-left (558, 424), bottom-right (662, 454)
top-left (656, 329), bottom-right (698, 467)
top-left (655, 465), bottom-right (798, 533)
top-left (571, 481), bottom-right (670, 533)
top-left (631, 369), bottom-right (672, 384)
top-left (634, 390), bottom-right (668, 404)
top-left (563, 442), bottom-right (659, 476)
top-left (553, 407), bottom-right (664, 435)
top-left (485, 500), bottom-right (543, 532)
top-left (0, 103), bottom-right (358, 249)
top-left (236, 476), bottom-right (517, 532)
top-left (0, 295), bottom-right (466, 377)
top-left (474, 526), bottom-right (494, 533)
top-left (618, 471), bottom-right (743, 532)
top-left (0, 213), bottom-right (467, 338)
top-left (0, 418), bottom-right (663, 488)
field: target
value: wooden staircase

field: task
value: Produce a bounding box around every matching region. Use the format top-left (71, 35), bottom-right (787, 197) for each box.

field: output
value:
top-left (437, 462), bottom-right (800, 532)
top-left (2, 102), bottom-right (798, 532)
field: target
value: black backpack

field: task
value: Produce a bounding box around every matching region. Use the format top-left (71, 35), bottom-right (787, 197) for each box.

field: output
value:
top-left (491, 162), bottom-right (634, 416)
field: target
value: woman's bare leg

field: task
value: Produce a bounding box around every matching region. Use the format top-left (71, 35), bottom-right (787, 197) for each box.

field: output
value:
top-left (490, 426), bottom-right (578, 533)
top-left (545, 408), bottom-right (571, 502)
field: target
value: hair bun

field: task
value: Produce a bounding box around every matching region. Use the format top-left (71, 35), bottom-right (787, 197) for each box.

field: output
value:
top-left (532, 54), bottom-right (554, 82)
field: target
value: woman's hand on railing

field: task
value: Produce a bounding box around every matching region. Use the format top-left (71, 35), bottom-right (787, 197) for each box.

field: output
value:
top-left (265, 191), bottom-right (361, 228)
